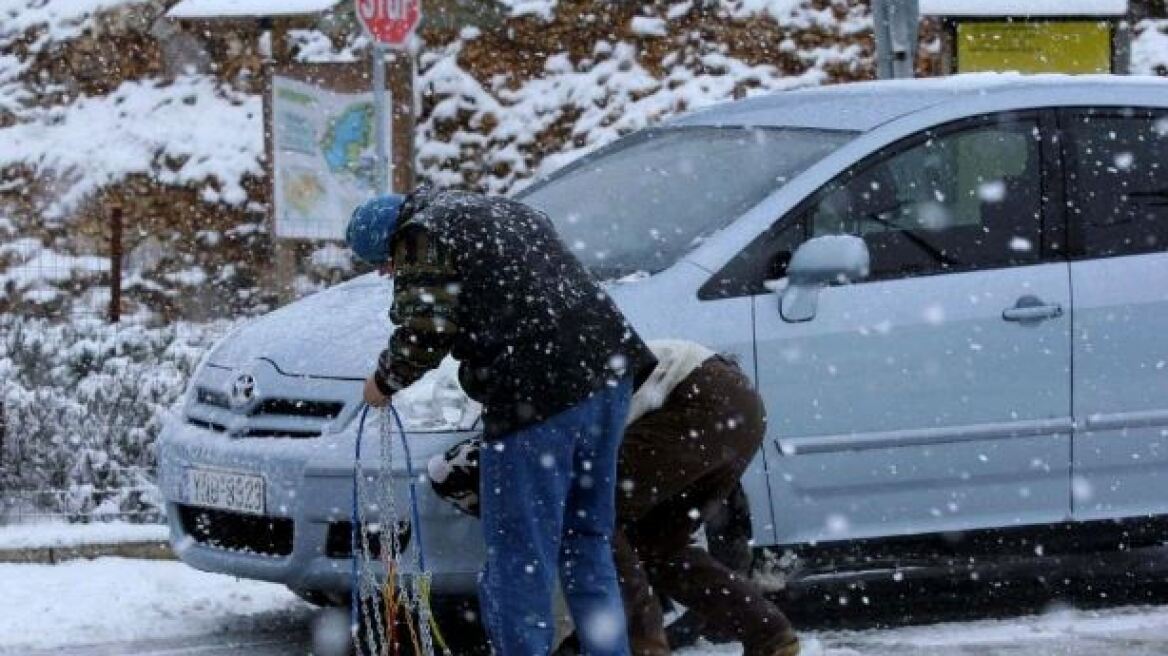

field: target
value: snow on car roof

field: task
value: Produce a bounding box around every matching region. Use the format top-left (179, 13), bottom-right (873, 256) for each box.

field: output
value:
top-left (167, 0), bottom-right (341, 19)
top-left (672, 73), bottom-right (1162, 132)
top-left (920, 0), bottom-right (1128, 16)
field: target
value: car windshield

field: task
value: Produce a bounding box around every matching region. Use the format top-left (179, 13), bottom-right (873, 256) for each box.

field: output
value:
top-left (518, 126), bottom-right (857, 278)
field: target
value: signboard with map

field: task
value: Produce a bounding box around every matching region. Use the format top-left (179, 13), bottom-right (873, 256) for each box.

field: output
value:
top-left (271, 73), bottom-right (386, 239)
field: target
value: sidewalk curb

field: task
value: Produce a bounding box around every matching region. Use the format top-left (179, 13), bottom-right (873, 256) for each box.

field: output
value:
top-left (0, 541), bottom-right (175, 564)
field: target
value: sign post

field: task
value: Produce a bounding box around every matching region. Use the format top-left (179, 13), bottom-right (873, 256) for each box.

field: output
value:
top-left (355, 0), bottom-right (422, 195)
top-left (371, 44), bottom-right (389, 194)
top-left (873, 0), bottom-right (920, 79)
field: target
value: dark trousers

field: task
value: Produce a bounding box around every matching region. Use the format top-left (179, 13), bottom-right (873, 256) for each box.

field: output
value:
top-left (612, 357), bottom-right (794, 656)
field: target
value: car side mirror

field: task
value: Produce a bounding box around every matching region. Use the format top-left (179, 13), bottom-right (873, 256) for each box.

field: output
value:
top-left (780, 235), bottom-right (871, 323)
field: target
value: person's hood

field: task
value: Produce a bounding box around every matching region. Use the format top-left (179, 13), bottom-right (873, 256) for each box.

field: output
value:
top-left (393, 185), bottom-right (438, 234)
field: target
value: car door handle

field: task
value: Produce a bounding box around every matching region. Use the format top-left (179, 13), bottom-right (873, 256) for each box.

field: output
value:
top-left (1003, 298), bottom-right (1063, 323)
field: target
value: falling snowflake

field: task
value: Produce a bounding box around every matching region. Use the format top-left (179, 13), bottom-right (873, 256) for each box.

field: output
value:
top-left (978, 180), bottom-right (1006, 203)
top-left (825, 513), bottom-right (849, 535)
top-left (1009, 236), bottom-right (1033, 253)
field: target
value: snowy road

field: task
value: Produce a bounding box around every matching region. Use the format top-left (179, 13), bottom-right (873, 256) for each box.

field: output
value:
top-left (5, 558), bottom-right (1168, 655)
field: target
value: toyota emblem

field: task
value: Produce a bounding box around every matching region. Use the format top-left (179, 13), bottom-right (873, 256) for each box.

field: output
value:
top-left (229, 373), bottom-right (257, 409)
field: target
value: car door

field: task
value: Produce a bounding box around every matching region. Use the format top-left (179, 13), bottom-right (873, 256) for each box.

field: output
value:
top-left (706, 112), bottom-right (1073, 545)
top-left (1061, 107), bottom-right (1168, 521)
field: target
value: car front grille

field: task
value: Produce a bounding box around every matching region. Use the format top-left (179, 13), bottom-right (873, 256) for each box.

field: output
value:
top-left (178, 505), bottom-right (294, 557)
top-left (186, 394), bottom-right (346, 439)
top-left (256, 398), bottom-right (344, 419)
top-left (326, 520), bottom-right (412, 559)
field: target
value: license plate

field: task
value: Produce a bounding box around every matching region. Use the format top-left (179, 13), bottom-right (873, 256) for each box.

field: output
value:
top-left (186, 468), bottom-right (265, 515)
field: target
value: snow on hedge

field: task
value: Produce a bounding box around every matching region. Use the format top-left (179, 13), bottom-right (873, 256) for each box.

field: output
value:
top-left (0, 75), bottom-right (263, 219)
top-left (1134, 20), bottom-right (1168, 75)
top-left (0, 0), bottom-right (151, 115)
top-left (718, 0), bottom-right (803, 22)
top-left (0, 238), bottom-right (109, 304)
top-left (497, 0), bottom-right (560, 20)
top-left (0, 1), bottom-right (149, 114)
top-left (0, 317), bottom-right (234, 523)
top-left (417, 29), bottom-right (865, 194)
top-left (0, 0), bottom-right (870, 220)
top-left (0, 0), bottom-right (148, 45)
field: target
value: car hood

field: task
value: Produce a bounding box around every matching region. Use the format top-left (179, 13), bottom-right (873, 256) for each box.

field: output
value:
top-left (208, 273), bottom-right (392, 379)
top-left (208, 272), bottom-right (656, 380)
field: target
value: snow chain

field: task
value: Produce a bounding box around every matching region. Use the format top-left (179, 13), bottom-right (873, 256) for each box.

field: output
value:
top-left (352, 404), bottom-right (450, 656)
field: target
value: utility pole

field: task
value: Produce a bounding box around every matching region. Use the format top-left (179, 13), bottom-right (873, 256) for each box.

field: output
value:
top-left (873, 0), bottom-right (920, 79)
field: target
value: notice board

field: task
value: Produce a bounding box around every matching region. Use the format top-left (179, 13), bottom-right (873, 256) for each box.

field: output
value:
top-left (268, 66), bottom-right (387, 240)
top-left (956, 21), bottom-right (1114, 74)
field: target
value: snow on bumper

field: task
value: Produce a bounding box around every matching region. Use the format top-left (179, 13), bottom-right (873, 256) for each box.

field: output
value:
top-left (157, 415), bottom-right (485, 595)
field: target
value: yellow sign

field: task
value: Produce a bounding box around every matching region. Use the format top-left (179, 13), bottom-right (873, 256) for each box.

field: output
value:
top-left (957, 21), bottom-right (1113, 74)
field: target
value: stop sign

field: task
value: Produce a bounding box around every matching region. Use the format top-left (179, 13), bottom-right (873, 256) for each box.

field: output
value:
top-left (356, 0), bottom-right (421, 47)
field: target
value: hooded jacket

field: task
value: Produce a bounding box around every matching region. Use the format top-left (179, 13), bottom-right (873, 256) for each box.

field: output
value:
top-left (374, 188), bottom-right (657, 439)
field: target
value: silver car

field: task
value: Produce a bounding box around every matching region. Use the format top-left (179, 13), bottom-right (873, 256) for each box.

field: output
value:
top-left (158, 75), bottom-right (1168, 609)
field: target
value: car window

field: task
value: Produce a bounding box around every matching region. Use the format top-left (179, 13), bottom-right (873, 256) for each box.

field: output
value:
top-left (518, 126), bottom-right (856, 279)
top-left (701, 114), bottom-right (1046, 299)
top-left (807, 116), bottom-right (1043, 280)
top-left (1063, 109), bottom-right (1168, 259)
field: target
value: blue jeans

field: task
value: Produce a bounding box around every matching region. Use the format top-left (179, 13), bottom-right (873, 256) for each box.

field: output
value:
top-left (478, 379), bottom-right (633, 656)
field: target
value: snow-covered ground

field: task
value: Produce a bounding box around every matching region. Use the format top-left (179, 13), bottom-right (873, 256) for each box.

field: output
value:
top-left (0, 558), bottom-right (311, 654)
top-left (0, 520), bottom-right (167, 549)
top-left (4, 557), bottom-right (1168, 655)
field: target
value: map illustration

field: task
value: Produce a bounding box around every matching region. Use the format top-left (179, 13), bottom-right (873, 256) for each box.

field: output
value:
top-left (272, 76), bottom-right (386, 240)
top-left (322, 102), bottom-right (378, 190)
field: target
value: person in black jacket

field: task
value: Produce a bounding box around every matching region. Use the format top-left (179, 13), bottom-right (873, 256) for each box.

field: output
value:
top-left (347, 188), bottom-right (656, 656)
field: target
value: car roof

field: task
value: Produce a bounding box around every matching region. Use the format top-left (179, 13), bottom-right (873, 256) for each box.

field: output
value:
top-left (671, 73), bottom-right (1168, 132)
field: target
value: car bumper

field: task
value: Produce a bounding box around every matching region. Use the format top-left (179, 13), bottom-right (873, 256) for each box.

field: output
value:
top-left (158, 414), bottom-right (485, 596)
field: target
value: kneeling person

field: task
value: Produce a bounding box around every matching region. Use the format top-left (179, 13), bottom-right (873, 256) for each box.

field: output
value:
top-left (430, 340), bottom-right (800, 656)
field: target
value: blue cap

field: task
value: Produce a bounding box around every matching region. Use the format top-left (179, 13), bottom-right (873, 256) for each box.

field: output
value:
top-left (346, 194), bottom-right (406, 265)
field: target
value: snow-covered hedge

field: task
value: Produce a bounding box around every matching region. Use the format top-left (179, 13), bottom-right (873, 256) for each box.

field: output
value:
top-left (0, 75), bottom-right (263, 221)
top-left (1135, 19), bottom-right (1168, 75)
top-left (0, 316), bottom-right (230, 523)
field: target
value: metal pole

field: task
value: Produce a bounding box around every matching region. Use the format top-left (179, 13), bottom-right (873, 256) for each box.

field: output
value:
top-left (389, 49), bottom-right (415, 192)
top-left (109, 204), bottom-right (122, 323)
top-left (874, 0), bottom-right (920, 79)
top-left (371, 43), bottom-right (390, 195)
